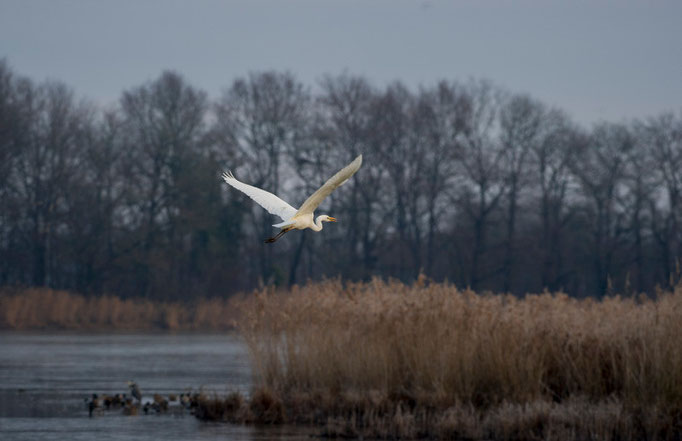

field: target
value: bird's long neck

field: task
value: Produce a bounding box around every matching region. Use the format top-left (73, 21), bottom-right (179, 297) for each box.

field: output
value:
top-left (311, 216), bottom-right (325, 232)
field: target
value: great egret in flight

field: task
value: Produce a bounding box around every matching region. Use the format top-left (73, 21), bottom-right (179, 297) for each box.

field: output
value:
top-left (223, 155), bottom-right (362, 243)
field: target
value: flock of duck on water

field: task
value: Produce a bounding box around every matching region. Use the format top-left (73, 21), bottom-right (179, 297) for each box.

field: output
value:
top-left (85, 381), bottom-right (201, 417)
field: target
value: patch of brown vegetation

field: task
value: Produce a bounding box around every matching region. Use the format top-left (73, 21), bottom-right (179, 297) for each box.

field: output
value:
top-left (210, 278), bottom-right (682, 440)
top-left (0, 287), bottom-right (243, 331)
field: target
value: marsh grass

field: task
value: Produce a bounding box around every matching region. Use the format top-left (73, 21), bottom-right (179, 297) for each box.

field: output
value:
top-left (219, 278), bottom-right (682, 440)
top-left (0, 288), bottom-right (241, 330)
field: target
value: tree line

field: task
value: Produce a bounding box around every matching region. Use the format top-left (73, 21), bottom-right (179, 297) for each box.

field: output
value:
top-left (1, 59), bottom-right (680, 299)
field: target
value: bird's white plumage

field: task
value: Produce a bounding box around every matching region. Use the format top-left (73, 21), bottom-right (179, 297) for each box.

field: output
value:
top-left (296, 155), bottom-right (363, 216)
top-left (222, 171), bottom-right (297, 221)
top-left (222, 155), bottom-right (362, 240)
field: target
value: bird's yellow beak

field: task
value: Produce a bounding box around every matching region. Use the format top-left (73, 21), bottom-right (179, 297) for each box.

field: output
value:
top-left (328, 217), bottom-right (337, 222)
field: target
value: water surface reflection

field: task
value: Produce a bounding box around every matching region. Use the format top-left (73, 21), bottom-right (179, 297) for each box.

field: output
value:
top-left (0, 333), bottom-right (308, 440)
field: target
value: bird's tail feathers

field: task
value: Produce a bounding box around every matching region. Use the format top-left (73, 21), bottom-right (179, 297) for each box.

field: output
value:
top-left (273, 219), bottom-right (296, 228)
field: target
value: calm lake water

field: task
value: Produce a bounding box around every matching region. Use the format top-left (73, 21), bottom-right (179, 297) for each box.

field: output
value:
top-left (0, 333), bottom-right (310, 441)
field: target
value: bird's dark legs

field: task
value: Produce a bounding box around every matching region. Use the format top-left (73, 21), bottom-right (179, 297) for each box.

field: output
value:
top-left (265, 227), bottom-right (292, 243)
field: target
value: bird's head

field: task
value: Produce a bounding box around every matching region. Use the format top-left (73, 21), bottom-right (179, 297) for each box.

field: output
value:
top-left (322, 215), bottom-right (337, 223)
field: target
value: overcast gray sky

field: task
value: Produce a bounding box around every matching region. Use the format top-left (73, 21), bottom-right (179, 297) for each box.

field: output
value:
top-left (1, 0), bottom-right (681, 125)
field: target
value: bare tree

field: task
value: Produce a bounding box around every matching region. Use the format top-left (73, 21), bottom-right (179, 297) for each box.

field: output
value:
top-left (0, 60), bottom-right (15, 194)
top-left (642, 113), bottom-right (682, 287)
top-left (452, 80), bottom-right (505, 290)
top-left (10, 80), bottom-right (91, 287)
top-left (120, 71), bottom-right (209, 298)
top-left (619, 123), bottom-right (657, 293)
top-left (411, 82), bottom-right (462, 277)
top-left (529, 110), bottom-right (580, 291)
top-left (498, 94), bottom-right (543, 292)
top-left (572, 123), bottom-right (631, 295)
top-left (64, 110), bottom-right (124, 293)
top-left (312, 74), bottom-right (385, 281)
top-left (371, 82), bottom-right (422, 279)
top-left (0, 60), bottom-right (24, 285)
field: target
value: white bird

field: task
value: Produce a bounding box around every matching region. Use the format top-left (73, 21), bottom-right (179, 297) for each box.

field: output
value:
top-left (223, 155), bottom-right (363, 243)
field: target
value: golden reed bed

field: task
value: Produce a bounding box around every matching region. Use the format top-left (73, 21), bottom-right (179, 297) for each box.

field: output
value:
top-left (198, 278), bottom-right (682, 440)
top-left (0, 288), bottom-right (239, 330)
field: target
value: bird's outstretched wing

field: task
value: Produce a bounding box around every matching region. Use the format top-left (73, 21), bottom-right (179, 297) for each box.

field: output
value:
top-left (222, 171), bottom-right (298, 221)
top-left (296, 155), bottom-right (363, 216)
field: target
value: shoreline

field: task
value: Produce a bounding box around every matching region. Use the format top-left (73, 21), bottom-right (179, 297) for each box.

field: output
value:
top-left (196, 389), bottom-right (677, 440)
top-left (0, 329), bottom-right (241, 335)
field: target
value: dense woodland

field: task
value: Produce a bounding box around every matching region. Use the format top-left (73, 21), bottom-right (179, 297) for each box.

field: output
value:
top-left (1, 59), bottom-right (681, 299)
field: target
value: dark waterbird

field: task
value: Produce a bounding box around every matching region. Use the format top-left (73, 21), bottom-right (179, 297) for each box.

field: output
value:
top-left (85, 393), bottom-right (100, 417)
top-left (127, 381), bottom-right (142, 403)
